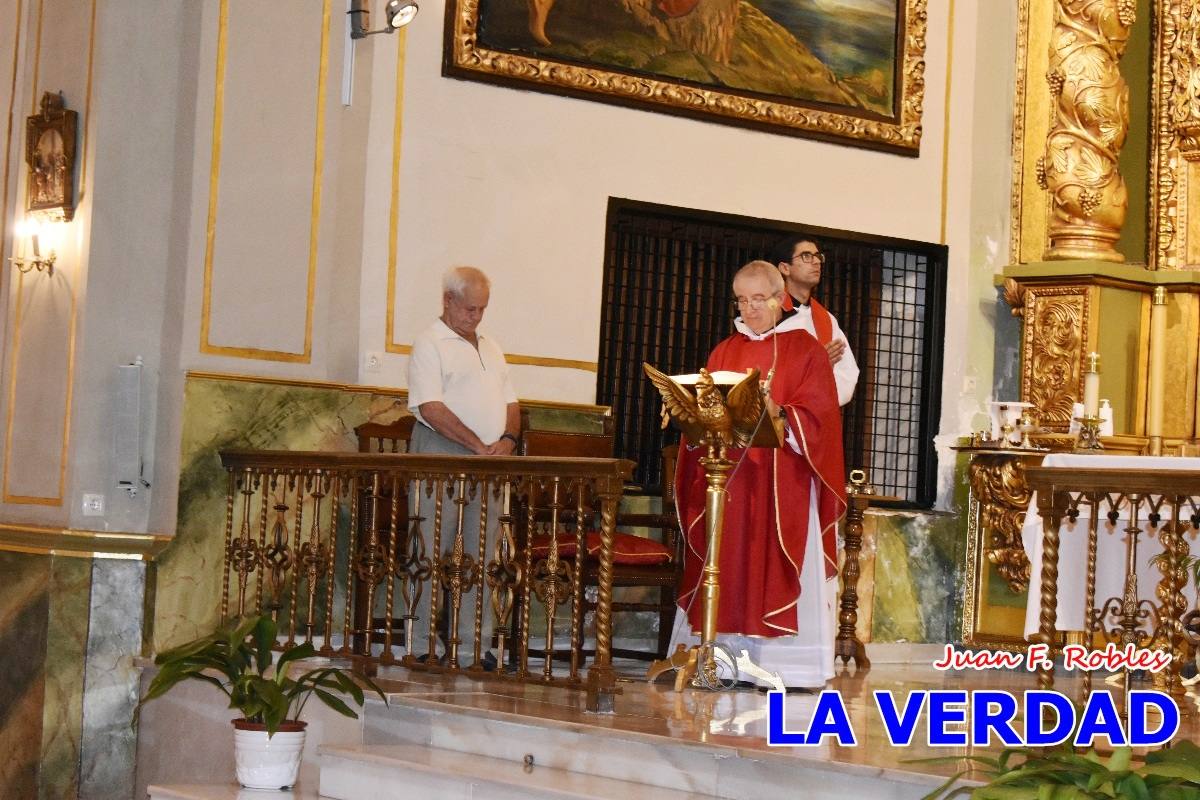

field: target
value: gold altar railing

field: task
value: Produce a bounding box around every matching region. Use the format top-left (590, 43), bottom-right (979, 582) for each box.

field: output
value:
top-left (218, 449), bottom-right (633, 712)
top-left (1026, 466), bottom-right (1200, 696)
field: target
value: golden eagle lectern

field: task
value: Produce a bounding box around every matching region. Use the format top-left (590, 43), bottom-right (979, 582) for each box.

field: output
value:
top-left (643, 363), bottom-right (784, 692)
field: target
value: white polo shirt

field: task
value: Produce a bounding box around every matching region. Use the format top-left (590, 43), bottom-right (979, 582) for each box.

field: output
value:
top-left (407, 318), bottom-right (517, 444)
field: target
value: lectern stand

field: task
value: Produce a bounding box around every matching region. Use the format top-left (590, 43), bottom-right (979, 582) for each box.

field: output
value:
top-left (642, 364), bottom-right (784, 692)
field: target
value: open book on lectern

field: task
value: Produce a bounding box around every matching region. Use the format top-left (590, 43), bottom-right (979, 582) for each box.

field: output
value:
top-left (642, 363), bottom-right (784, 449)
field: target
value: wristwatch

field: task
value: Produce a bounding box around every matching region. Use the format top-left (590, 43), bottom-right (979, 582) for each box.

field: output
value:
top-left (500, 432), bottom-right (519, 446)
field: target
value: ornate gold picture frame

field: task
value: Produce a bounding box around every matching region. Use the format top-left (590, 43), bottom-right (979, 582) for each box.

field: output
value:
top-left (25, 92), bottom-right (78, 222)
top-left (444, 0), bottom-right (927, 154)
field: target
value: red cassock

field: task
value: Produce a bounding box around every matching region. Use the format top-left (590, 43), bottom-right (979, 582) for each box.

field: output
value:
top-left (674, 328), bottom-right (846, 637)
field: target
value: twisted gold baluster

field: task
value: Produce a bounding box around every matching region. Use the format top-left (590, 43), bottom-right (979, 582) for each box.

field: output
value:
top-left (255, 474), bottom-right (271, 614)
top-left (220, 471), bottom-right (237, 619)
top-left (471, 477), bottom-right (489, 670)
top-left (321, 475), bottom-right (342, 654)
top-left (382, 474), bottom-right (401, 665)
top-left (285, 472), bottom-right (304, 648)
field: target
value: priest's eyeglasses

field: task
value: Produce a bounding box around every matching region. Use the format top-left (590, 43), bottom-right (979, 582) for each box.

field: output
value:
top-left (734, 296), bottom-right (772, 310)
top-left (792, 251), bottom-right (825, 264)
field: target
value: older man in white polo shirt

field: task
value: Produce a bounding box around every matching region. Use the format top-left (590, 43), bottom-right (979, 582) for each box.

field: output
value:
top-left (406, 266), bottom-right (520, 666)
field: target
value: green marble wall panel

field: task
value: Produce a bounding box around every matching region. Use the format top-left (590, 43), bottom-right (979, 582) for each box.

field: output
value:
top-left (38, 556), bottom-right (91, 800)
top-left (154, 379), bottom-right (390, 651)
top-left (0, 552), bottom-right (51, 799)
top-left (79, 560), bottom-right (147, 800)
top-left (869, 510), bottom-right (964, 644)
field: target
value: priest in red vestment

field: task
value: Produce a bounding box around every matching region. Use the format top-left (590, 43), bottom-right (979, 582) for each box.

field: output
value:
top-left (669, 260), bottom-right (847, 689)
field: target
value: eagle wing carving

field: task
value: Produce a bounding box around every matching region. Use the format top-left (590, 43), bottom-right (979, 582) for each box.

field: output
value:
top-left (643, 362), bottom-right (702, 430)
top-left (726, 369), bottom-right (766, 446)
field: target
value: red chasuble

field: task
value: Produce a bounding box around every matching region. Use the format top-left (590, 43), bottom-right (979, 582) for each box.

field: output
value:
top-left (674, 325), bottom-right (846, 637)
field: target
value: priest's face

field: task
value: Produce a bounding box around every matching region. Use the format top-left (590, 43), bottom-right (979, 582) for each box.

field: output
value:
top-left (733, 274), bottom-right (784, 335)
top-left (442, 280), bottom-right (489, 340)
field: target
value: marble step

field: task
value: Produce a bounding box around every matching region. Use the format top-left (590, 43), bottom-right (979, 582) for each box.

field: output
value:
top-left (359, 697), bottom-right (945, 800)
top-left (318, 742), bottom-right (712, 800)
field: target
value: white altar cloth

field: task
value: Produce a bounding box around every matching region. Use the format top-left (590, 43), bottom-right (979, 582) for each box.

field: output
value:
top-left (1021, 454), bottom-right (1200, 640)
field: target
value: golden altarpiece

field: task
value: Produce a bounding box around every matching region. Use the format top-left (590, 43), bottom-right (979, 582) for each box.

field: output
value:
top-left (964, 0), bottom-right (1200, 649)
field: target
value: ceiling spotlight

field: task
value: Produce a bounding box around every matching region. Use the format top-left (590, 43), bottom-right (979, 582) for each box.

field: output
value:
top-left (349, 0), bottom-right (418, 39)
top-left (385, 0), bottom-right (418, 30)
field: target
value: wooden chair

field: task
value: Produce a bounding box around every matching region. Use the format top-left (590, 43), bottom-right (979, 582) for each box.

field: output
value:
top-left (351, 417), bottom-right (417, 653)
top-left (518, 429), bottom-right (682, 661)
top-left (356, 416), bottom-right (416, 453)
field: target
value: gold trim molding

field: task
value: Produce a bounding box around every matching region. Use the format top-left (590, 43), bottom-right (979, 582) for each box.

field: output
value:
top-left (199, 0), bottom-right (331, 363)
top-left (184, 370), bottom-right (611, 414)
top-left (1, 1), bottom-right (91, 506)
top-left (0, 523), bottom-right (169, 560)
top-left (1149, 0), bottom-right (1200, 270)
top-left (444, 0), bottom-right (927, 153)
top-left (385, 31), bottom-right (407, 360)
top-left (385, 343), bottom-right (597, 372)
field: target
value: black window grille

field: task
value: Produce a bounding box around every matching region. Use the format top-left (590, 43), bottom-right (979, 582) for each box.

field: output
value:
top-left (596, 198), bottom-right (947, 508)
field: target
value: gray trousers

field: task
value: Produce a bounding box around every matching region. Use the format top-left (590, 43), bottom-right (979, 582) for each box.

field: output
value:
top-left (408, 423), bottom-right (499, 659)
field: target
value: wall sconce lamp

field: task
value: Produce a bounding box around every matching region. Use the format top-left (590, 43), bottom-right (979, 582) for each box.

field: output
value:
top-left (348, 0), bottom-right (418, 39)
top-left (10, 218), bottom-right (56, 276)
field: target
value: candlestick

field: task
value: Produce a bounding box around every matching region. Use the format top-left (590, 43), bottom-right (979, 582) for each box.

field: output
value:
top-left (1083, 352), bottom-right (1100, 418)
top-left (1147, 287), bottom-right (1167, 456)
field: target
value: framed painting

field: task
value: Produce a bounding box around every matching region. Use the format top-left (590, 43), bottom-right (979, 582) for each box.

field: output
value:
top-left (25, 92), bottom-right (78, 222)
top-left (444, 0), bottom-right (927, 154)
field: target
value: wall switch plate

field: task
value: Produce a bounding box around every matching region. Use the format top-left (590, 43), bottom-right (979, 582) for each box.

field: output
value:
top-left (962, 376), bottom-right (978, 394)
top-left (364, 351), bottom-right (383, 373)
top-left (82, 493), bottom-right (105, 516)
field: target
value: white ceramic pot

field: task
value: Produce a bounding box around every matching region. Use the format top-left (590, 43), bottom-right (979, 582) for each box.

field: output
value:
top-left (232, 719), bottom-right (307, 790)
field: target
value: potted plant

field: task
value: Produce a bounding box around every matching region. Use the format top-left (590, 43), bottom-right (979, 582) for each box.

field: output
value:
top-left (919, 740), bottom-right (1200, 799)
top-left (135, 614), bottom-right (386, 790)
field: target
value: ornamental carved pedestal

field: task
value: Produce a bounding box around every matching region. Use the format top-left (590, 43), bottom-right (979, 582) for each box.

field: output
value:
top-left (957, 446), bottom-right (1046, 651)
top-left (967, 453), bottom-right (1034, 594)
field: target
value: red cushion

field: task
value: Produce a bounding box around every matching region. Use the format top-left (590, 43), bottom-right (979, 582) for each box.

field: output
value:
top-left (529, 532), bottom-right (580, 559)
top-left (528, 531), bottom-right (672, 565)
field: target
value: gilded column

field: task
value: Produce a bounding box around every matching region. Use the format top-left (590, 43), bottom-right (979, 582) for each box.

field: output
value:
top-left (1152, 0), bottom-right (1200, 269)
top-left (1039, 0), bottom-right (1135, 262)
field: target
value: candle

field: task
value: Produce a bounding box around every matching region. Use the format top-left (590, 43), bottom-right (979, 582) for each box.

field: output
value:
top-left (1147, 287), bottom-right (1167, 443)
top-left (1083, 352), bottom-right (1100, 418)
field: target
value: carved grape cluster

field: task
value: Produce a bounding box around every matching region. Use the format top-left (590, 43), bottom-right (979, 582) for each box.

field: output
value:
top-left (1046, 69), bottom-right (1065, 97)
top-left (1078, 189), bottom-right (1101, 217)
top-left (1117, 0), bottom-right (1136, 28)
top-left (1035, 156), bottom-right (1048, 189)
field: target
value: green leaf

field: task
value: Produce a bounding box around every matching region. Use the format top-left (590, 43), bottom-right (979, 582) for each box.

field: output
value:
top-left (1115, 774), bottom-right (1150, 800)
top-left (313, 688), bottom-right (358, 720)
top-left (972, 786), bottom-right (1041, 799)
top-left (252, 616), bottom-right (277, 675)
top-left (918, 770), bottom-right (967, 800)
top-left (1149, 741), bottom-right (1200, 766)
top-left (1108, 747), bottom-right (1133, 773)
top-left (1141, 764), bottom-right (1200, 783)
top-left (274, 642), bottom-right (317, 683)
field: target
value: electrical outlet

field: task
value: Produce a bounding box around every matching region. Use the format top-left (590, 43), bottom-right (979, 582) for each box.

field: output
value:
top-left (81, 493), bottom-right (105, 516)
top-left (364, 351), bottom-right (383, 374)
top-left (962, 376), bottom-right (978, 394)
